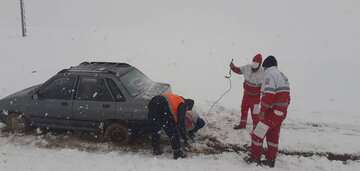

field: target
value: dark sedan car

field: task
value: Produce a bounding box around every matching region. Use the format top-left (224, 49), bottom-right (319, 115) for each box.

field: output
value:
top-left (0, 62), bottom-right (171, 143)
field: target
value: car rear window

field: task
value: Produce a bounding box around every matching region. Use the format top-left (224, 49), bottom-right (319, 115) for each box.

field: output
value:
top-left (119, 69), bottom-right (153, 97)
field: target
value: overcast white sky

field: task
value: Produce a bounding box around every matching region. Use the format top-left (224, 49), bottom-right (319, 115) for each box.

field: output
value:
top-left (1, 0), bottom-right (359, 120)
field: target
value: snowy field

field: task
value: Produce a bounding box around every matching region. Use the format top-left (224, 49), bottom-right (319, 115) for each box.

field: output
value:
top-left (0, 106), bottom-right (360, 171)
top-left (0, 141), bottom-right (355, 171)
top-left (1, 0), bottom-right (360, 170)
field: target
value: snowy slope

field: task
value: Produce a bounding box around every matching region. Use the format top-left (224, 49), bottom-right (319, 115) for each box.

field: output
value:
top-left (1, 0), bottom-right (360, 170)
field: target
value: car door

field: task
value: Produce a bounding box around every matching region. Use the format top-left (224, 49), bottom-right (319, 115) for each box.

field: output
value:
top-left (29, 75), bottom-right (76, 128)
top-left (105, 78), bottom-right (133, 120)
top-left (71, 76), bottom-right (116, 130)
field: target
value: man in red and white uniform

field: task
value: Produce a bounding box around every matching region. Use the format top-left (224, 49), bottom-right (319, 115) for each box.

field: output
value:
top-left (244, 56), bottom-right (291, 167)
top-left (230, 53), bottom-right (264, 129)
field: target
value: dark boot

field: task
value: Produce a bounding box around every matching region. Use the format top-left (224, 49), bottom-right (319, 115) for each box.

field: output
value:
top-left (173, 149), bottom-right (186, 159)
top-left (152, 144), bottom-right (163, 156)
top-left (153, 148), bottom-right (163, 156)
top-left (243, 156), bottom-right (261, 166)
top-left (234, 124), bottom-right (246, 130)
top-left (262, 160), bottom-right (275, 168)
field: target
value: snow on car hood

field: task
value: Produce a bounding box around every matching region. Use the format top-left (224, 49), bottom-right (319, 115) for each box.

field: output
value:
top-left (3, 84), bottom-right (41, 99)
top-left (141, 82), bottom-right (171, 100)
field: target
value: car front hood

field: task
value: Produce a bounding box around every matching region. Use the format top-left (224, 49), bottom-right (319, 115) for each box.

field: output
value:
top-left (0, 84), bottom-right (41, 116)
top-left (3, 84), bottom-right (41, 99)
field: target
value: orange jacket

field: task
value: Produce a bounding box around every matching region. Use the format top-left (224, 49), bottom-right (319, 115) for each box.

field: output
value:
top-left (162, 93), bottom-right (185, 123)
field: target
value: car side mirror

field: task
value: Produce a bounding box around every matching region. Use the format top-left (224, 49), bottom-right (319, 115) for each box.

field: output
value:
top-left (33, 93), bottom-right (39, 100)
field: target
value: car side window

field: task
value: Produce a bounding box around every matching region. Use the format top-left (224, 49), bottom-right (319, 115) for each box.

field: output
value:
top-left (38, 77), bottom-right (76, 100)
top-left (106, 78), bottom-right (125, 102)
top-left (76, 77), bottom-right (113, 102)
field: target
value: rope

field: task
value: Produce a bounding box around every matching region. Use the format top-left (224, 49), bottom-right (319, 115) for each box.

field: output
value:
top-left (206, 77), bottom-right (232, 116)
top-left (206, 59), bottom-right (234, 117)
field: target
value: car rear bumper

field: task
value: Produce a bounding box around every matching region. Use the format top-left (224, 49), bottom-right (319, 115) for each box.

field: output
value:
top-left (0, 113), bottom-right (7, 123)
top-left (0, 109), bottom-right (9, 123)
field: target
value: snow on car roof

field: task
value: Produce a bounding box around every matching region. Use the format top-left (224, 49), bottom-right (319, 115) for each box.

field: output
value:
top-left (64, 62), bottom-right (133, 75)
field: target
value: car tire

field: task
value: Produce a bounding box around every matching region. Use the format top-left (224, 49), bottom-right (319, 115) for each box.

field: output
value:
top-left (103, 123), bottom-right (129, 145)
top-left (6, 113), bottom-right (30, 133)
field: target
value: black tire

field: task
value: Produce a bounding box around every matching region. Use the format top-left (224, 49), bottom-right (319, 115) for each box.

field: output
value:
top-left (6, 113), bottom-right (30, 133)
top-left (103, 123), bottom-right (129, 145)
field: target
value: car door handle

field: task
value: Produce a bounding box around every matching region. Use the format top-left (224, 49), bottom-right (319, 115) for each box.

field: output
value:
top-left (61, 102), bottom-right (68, 106)
top-left (102, 104), bottom-right (110, 108)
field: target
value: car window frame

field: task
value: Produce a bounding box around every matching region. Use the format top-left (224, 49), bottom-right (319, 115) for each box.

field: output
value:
top-left (36, 74), bottom-right (77, 101)
top-left (105, 78), bottom-right (126, 102)
top-left (74, 76), bottom-right (115, 102)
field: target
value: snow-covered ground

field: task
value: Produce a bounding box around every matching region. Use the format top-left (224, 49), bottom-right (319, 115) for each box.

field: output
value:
top-left (197, 102), bottom-right (360, 155)
top-left (0, 142), bottom-right (357, 171)
top-left (0, 138), bottom-right (356, 171)
top-left (1, 105), bottom-right (360, 171)
top-left (1, 0), bottom-right (360, 170)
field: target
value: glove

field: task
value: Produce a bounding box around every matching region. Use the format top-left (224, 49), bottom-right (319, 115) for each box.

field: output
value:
top-left (230, 62), bottom-right (235, 69)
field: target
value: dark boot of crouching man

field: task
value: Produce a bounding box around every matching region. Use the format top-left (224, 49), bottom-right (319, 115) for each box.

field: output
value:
top-left (173, 149), bottom-right (186, 159)
top-left (152, 144), bottom-right (163, 156)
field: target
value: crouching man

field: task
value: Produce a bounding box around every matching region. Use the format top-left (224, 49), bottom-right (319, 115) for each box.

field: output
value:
top-left (148, 92), bottom-right (194, 159)
top-left (244, 56), bottom-right (291, 167)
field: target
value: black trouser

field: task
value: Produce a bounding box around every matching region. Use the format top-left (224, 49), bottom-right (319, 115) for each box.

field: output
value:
top-left (148, 95), bottom-right (181, 151)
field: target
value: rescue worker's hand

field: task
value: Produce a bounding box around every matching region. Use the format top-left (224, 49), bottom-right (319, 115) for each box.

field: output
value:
top-left (229, 62), bottom-right (242, 74)
top-left (230, 62), bottom-right (235, 69)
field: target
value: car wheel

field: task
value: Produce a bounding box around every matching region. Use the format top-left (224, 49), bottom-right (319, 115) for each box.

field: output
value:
top-left (6, 113), bottom-right (30, 133)
top-left (104, 123), bottom-right (128, 145)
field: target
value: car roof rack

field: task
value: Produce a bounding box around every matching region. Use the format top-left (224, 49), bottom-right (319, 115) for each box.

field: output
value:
top-left (61, 61), bottom-right (133, 75)
top-left (58, 69), bottom-right (68, 74)
top-left (80, 62), bottom-right (131, 67)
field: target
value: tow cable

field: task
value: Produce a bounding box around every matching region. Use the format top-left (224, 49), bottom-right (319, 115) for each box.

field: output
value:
top-left (206, 59), bottom-right (234, 116)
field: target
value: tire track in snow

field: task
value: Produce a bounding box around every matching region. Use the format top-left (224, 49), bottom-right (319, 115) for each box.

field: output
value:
top-left (1, 129), bottom-right (360, 163)
top-left (195, 135), bottom-right (360, 163)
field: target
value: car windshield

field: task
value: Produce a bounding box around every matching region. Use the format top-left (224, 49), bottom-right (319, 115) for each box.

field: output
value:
top-left (119, 69), bottom-right (154, 97)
